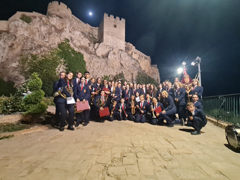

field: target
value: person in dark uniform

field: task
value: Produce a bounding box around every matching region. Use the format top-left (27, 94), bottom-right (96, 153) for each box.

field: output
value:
top-left (162, 82), bottom-right (167, 91)
top-left (140, 84), bottom-right (147, 97)
top-left (116, 98), bottom-right (128, 120)
top-left (173, 82), bottom-right (186, 122)
top-left (149, 84), bottom-right (157, 98)
top-left (159, 90), bottom-right (177, 127)
top-left (126, 95), bottom-right (136, 121)
top-left (189, 79), bottom-right (203, 101)
top-left (135, 95), bottom-right (147, 123)
top-left (156, 83), bottom-right (163, 102)
top-left (150, 97), bottom-right (164, 125)
top-left (109, 100), bottom-right (118, 121)
top-left (123, 84), bottom-right (132, 101)
top-left (145, 94), bottom-right (152, 122)
top-left (192, 94), bottom-right (203, 110)
top-left (84, 71), bottom-right (92, 86)
top-left (93, 90), bottom-right (110, 122)
top-left (115, 82), bottom-right (122, 102)
top-left (53, 71), bottom-right (66, 127)
top-left (166, 82), bottom-right (174, 97)
top-left (186, 102), bottom-right (207, 135)
top-left (74, 76), bottom-right (91, 126)
top-left (72, 72), bottom-right (82, 89)
top-left (58, 72), bottom-right (75, 131)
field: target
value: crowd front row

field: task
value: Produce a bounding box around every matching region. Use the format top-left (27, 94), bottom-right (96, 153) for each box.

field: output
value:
top-left (53, 71), bottom-right (207, 135)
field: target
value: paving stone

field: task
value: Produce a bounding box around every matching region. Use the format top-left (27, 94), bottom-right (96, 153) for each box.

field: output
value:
top-left (108, 166), bottom-right (126, 177)
top-left (123, 157), bottom-right (135, 165)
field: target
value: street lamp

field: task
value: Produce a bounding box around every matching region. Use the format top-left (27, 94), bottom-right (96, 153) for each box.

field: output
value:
top-left (177, 68), bottom-right (183, 74)
top-left (191, 56), bottom-right (202, 86)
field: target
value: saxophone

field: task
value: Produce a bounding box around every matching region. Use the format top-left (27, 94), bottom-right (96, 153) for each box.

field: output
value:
top-left (131, 101), bottom-right (135, 114)
top-left (96, 96), bottom-right (106, 108)
top-left (110, 104), bottom-right (116, 117)
top-left (151, 104), bottom-right (156, 118)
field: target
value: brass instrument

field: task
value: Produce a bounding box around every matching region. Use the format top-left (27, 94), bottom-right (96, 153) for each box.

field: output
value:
top-left (53, 87), bottom-right (67, 99)
top-left (96, 96), bottom-right (106, 108)
top-left (131, 101), bottom-right (136, 114)
top-left (151, 104), bottom-right (156, 118)
top-left (110, 104), bottom-right (116, 118)
top-left (91, 87), bottom-right (101, 105)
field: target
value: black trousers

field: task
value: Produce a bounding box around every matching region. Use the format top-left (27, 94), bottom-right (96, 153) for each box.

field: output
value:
top-left (177, 105), bottom-right (186, 121)
top-left (54, 102), bottom-right (60, 125)
top-left (127, 112), bottom-right (135, 121)
top-left (192, 116), bottom-right (205, 132)
top-left (66, 104), bottom-right (74, 127)
top-left (158, 113), bottom-right (175, 125)
top-left (58, 103), bottom-right (67, 127)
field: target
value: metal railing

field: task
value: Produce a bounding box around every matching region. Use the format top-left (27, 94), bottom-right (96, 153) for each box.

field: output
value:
top-left (203, 93), bottom-right (240, 124)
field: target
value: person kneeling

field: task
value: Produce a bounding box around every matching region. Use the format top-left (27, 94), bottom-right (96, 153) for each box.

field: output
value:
top-left (135, 95), bottom-right (147, 123)
top-left (109, 100), bottom-right (118, 121)
top-left (150, 98), bottom-right (164, 125)
top-left (186, 102), bottom-right (207, 135)
top-left (117, 98), bottom-right (128, 120)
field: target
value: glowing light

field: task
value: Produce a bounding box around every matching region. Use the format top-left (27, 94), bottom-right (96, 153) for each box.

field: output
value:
top-left (89, 12), bottom-right (93, 16)
top-left (178, 68), bottom-right (183, 74)
top-left (191, 62), bottom-right (196, 66)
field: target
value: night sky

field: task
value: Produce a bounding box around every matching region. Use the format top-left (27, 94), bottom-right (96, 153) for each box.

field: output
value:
top-left (1, 0), bottom-right (240, 97)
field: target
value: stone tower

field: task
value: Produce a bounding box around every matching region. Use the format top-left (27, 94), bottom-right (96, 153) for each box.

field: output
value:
top-left (98, 13), bottom-right (125, 50)
top-left (47, 1), bottom-right (72, 18)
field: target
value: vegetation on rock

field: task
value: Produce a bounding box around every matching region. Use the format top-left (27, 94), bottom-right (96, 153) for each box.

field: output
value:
top-left (20, 14), bottom-right (32, 24)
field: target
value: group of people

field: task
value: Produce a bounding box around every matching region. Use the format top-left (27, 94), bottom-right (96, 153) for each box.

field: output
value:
top-left (53, 71), bottom-right (207, 135)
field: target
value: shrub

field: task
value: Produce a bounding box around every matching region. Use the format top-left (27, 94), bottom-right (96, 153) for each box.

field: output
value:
top-left (19, 50), bottom-right (62, 96)
top-left (58, 39), bottom-right (86, 74)
top-left (113, 72), bottom-right (126, 83)
top-left (42, 97), bottom-right (55, 106)
top-left (23, 73), bottom-right (47, 122)
top-left (20, 14), bottom-right (32, 24)
top-left (0, 79), bottom-right (16, 96)
top-left (136, 71), bottom-right (158, 86)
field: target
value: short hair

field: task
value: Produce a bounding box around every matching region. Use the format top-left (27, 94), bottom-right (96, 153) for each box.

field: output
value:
top-left (140, 95), bottom-right (145, 99)
top-left (60, 71), bottom-right (65, 75)
top-left (84, 71), bottom-right (90, 75)
top-left (187, 102), bottom-right (195, 107)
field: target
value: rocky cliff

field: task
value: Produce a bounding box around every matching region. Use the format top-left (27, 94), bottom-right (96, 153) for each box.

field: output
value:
top-left (0, 11), bottom-right (160, 86)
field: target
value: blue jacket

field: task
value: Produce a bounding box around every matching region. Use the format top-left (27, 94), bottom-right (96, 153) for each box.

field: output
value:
top-left (187, 108), bottom-right (207, 126)
top-left (152, 102), bottom-right (164, 116)
top-left (145, 99), bottom-right (152, 111)
top-left (173, 87), bottom-right (186, 106)
top-left (54, 79), bottom-right (72, 104)
top-left (194, 101), bottom-right (203, 110)
top-left (72, 78), bottom-right (80, 89)
top-left (115, 87), bottom-right (122, 101)
top-left (189, 86), bottom-right (203, 99)
top-left (123, 89), bottom-right (133, 101)
top-left (161, 95), bottom-right (177, 115)
top-left (93, 95), bottom-right (109, 109)
top-left (136, 101), bottom-right (147, 114)
top-left (166, 88), bottom-right (174, 97)
top-left (140, 88), bottom-right (147, 96)
top-left (155, 88), bottom-right (163, 99)
top-left (74, 83), bottom-right (91, 102)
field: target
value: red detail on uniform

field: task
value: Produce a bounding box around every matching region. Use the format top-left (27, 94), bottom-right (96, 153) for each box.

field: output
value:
top-left (126, 90), bottom-right (128, 95)
top-left (134, 90), bottom-right (136, 94)
top-left (85, 80), bottom-right (87, 85)
top-left (122, 104), bottom-right (124, 110)
top-left (101, 96), bottom-right (104, 102)
top-left (81, 84), bottom-right (83, 91)
top-left (78, 79), bottom-right (80, 84)
top-left (148, 100), bottom-right (150, 105)
top-left (141, 102), bottom-right (143, 109)
top-left (192, 86), bottom-right (195, 90)
top-left (67, 82), bottom-right (69, 89)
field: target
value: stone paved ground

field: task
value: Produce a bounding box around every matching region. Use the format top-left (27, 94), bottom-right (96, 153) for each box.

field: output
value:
top-left (0, 119), bottom-right (240, 180)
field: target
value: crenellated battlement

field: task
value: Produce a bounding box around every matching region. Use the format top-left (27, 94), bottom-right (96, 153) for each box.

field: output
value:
top-left (47, 1), bottom-right (72, 18)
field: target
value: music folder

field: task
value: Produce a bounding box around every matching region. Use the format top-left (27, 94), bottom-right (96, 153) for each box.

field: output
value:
top-left (102, 87), bottom-right (109, 91)
top-left (99, 107), bottom-right (110, 117)
top-left (155, 106), bottom-right (162, 114)
top-left (76, 100), bottom-right (90, 111)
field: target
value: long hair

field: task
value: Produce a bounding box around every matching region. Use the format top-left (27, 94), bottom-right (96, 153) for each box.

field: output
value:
top-left (161, 90), bottom-right (169, 98)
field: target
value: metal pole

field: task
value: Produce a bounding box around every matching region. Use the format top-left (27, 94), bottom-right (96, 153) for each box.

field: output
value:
top-left (198, 62), bottom-right (201, 86)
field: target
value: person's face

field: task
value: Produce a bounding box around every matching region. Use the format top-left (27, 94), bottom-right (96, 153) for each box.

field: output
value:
top-left (98, 78), bottom-right (101, 84)
top-left (159, 84), bottom-right (162, 88)
top-left (104, 80), bottom-right (107, 85)
top-left (187, 105), bottom-right (195, 112)
top-left (60, 73), bottom-right (65, 79)
top-left (85, 73), bottom-right (90, 79)
top-left (169, 83), bottom-right (172, 87)
top-left (131, 95), bottom-right (135, 100)
top-left (113, 101), bottom-right (117, 106)
top-left (136, 92), bottom-right (139, 97)
top-left (101, 91), bottom-right (105, 96)
top-left (162, 92), bottom-right (166, 98)
top-left (139, 85), bottom-right (142, 88)
top-left (146, 94), bottom-right (150, 99)
top-left (134, 84), bottom-right (137, 88)
top-left (192, 95), bottom-right (199, 102)
top-left (77, 73), bottom-right (82, 79)
top-left (140, 96), bottom-right (144, 101)
top-left (146, 84), bottom-right (149, 88)
top-left (118, 83), bottom-right (121, 88)
top-left (130, 83), bottom-right (133, 88)
top-left (153, 98), bottom-right (157, 104)
top-left (126, 85), bottom-right (129, 89)
top-left (81, 77), bottom-right (85, 84)
top-left (165, 81), bottom-right (169, 85)
top-left (163, 82), bottom-right (166, 86)
top-left (122, 86), bottom-right (126, 90)
top-left (151, 85), bottom-right (153, 89)
top-left (175, 78), bottom-right (179, 82)
top-left (193, 80), bottom-right (197, 86)
top-left (91, 78), bottom-right (95, 83)
top-left (121, 99), bottom-right (124, 103)
top-left (112, 82), bottom-right (115, 86)
top-left (174, 83), bottom-right (178, 88)
top-left (108, 82), bottom-right (112, 86)
top-left (142, 84), bottom-right (145, 88)
top-left (67, 73), bottom-right (73, 80)
top-left (124, 81), bottom-right (127, 85)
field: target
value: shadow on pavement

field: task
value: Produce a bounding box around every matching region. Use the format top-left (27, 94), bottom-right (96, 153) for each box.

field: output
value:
top-left (179, 128), bottom-right (195, 133)
top-left (224, 144), bottom-right (240, 153)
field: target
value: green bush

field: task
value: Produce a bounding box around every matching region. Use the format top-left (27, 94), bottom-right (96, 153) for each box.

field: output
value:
top-left (42, 97), bottom-right (55, 106)
top-left (136, 71), bottom-right (158, 86)
top-left (19, 50), bottom-right (61, 96)
top-left (0, 79), bottom-right (16, 96)
top-left (23, 73), bottom-right (47, 122)
top-left (113, 72), bottom-right (126, 83)
top-left (20, 14), bottom-right (32, 24)
top-left (58, 39), bottom-right (86, 74)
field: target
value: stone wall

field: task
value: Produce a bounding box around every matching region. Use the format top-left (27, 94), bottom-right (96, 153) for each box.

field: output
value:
top-left (0, 21), bottom-right (9, 31)
top-left (100, 13), bottom-right (125, 51)
top-left (47, 1), bottom-right (72, 18)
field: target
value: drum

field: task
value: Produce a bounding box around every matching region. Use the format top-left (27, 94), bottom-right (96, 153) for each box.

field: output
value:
top-left (225, 124), bottom-right (240, 149)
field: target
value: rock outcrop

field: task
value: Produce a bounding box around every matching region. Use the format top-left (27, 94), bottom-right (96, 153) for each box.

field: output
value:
top-left (0, 2), bottom-right (160, 86)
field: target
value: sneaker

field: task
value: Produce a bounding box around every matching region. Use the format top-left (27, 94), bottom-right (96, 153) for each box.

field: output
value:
top-left (191, 130), bottom-right (201, 135)
top-left (83, 123), bottom-right (89, 126)
top-left (67, 126), bottom-right (75, 131)
top-left (59, 127), bottom-right (64, 131)
top-left (167, 123), bottom-right (174, 127)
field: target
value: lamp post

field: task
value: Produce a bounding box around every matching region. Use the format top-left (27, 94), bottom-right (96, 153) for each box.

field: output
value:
top-left (191, 56), bottom-right (202, 86)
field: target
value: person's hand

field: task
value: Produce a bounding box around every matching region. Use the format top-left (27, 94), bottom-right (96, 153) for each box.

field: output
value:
top-left (151, 108), bottom-right (154, 112)
top-left (189, 116), bottom-right (193, 120)
top-left (100, 107), bottom-right (104, 111)
top-left (156, 113), bottom-right (159, 116)
top-left (175, 99), bottom-right (178, 102)
top-left (77, 99), bottom-right (80, 102)
top-left (119, 109), bottom-right (121, 112)
top-left (83, 99), bottom-right (85, 103)
top-left (188, 95), bottom-right (192, 97)
top-left (141, 110), bottom-right (144, 114)
top-left (126, 114), bottom-right (128, 118)
top-left (162, 110), bottom-right (166, 114)
top-left (136, 105), bottom-right (139, 108)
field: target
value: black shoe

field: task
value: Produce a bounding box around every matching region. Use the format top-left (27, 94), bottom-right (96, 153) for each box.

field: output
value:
top-left (180, 119), bottom-right (185, 126)
top-left (59, 127), bottom-right (64, 131)
top-left (191, 130), bottom-right (201, 135)
top-left (83, 123), bottom-right (89, 126)
top-left (75, 123), bottom-right (80, 127)
top-left (167, 123), bottom-right (174, 127)
top-left (67, 126), bottom-right (75, 131)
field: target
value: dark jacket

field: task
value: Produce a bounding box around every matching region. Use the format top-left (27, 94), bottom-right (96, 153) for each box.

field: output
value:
top-left (93, 95), bottom-right (109, 109)
top-left (123, 89), bottom-right (133, 101)
top-left (136, 101), bottom-right (147, 115)
top-left (193, 101), bottom-right (203, 110)
top-left (74, 83), bottom-right (91, 102)
top-left (187, 108), bottom-right (207, 126)
top-left (161, 95), bottom-right (177, 115)
top-left (189, 86), bottom-right (203, 99)
top-left (173, 87), bottom-right (186, 106)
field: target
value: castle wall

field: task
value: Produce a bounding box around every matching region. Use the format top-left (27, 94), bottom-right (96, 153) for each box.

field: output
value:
top-left (47, 1), bottom-right (72, 18)
top-left (101, 13), bottom-right (125, 50)
top-left (0, 21), bottom-right (9, 31)
top-left (8, 11), bottom-right (44, 23)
